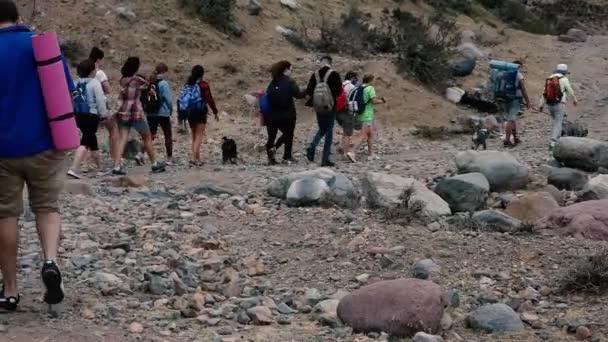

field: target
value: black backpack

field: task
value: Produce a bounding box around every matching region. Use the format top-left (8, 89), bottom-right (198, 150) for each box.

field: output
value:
top-left (141, 80), bottom-right (162, 114)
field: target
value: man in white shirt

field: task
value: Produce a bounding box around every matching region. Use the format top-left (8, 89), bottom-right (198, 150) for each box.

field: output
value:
top-left (89, 47), bottom-right (118, 161)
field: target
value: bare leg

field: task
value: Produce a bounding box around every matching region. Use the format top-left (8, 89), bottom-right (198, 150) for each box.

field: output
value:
top-left (35, 212), bottom-right (60, 261)
top-left (367, 127), bottom-right (374, 156)
top-left (192, 123), bottom-right (206, 161)
top-left (104, 118), bottom-right (118, 163)
top-left (0, 217), bottom-right (19, 297)
top-left (113, 128), bottom-right (129, 169)
top-left (69, 146), bottom-right (88, 172)
top-left (141, 133), bottom-right (157, 165)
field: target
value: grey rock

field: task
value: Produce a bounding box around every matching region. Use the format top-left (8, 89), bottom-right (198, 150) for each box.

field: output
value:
top-left (547, 166), bottom-right (588, 191)
top-left (577, 175), bottom-right (608, 201)
top-left (147, 275), bottom-right (169, 295)
top-left (553, 137), bottom-right (608, 172)
top-left (115, 7), bottom-right (136, 21)
top-left (151, 22), bottom-right (168, 33)
top-left (277, 302), bottom-right (297, 314)
top-left (414, 259), bottom-right (440, 280)
top-left (455, 150), bottom-right (529, 192)
top-left (247, 0), bottom-right (262, 15)
top-left (558, 28), bottom-right (588, 43)
top-left (434, 172), bottom-right (489, 212)
top-left (246, 306), bottom-right (274, 325)
top-left (413, 332), bottom-right (444, 342)
top-left (190, 185), bottom-right (234, 197)
top-left (237, 310), bottom-right (251, 325)
top-left (443, 289), bottom-right (460, 308)
top-left (328, 174), bottom-right (360, 208)
top-left (217, 326), bottom-right (233, 335)
top-left (466, 303), bottom-right (525, 333)
top-left (280, 0), bottom-right (298, 10)
top-left (472, 210), bottom-right (522, 233)
top-left (268, 168), bottom-right (336, 198)
top-left (286, 177), bottom-right (330, 207)
top-left (304, 288), bottom-right (324, 307)
top-left (277, 315), bottom-right (292, 325)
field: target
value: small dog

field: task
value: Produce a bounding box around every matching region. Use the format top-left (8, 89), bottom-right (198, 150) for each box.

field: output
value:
top-left (222, 137), bottom-right (238, 165)
top-left (472, 125), bottom-right (489, 150)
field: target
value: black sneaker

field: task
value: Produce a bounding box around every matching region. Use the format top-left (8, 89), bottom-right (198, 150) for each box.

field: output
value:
top-left (112, 167), bottom-right (127, 176)
top-left (321, 161), bottom-right (335, 167)
top-left (41, 260), bottom-right (64, 305)
top-left (306, 147), bottom-right (315, 162)
top-left (151, 162), bottom-right (166, 174)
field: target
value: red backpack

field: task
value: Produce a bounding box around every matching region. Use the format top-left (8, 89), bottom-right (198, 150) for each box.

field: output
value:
top-left (544, 76), bottom-right (563, 105)
top-left (336, 88), bottom-right (347, 112)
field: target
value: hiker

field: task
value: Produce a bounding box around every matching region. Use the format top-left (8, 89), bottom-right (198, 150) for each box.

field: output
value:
top-left (539, 63), bottom-right (579, 150)
top-left (179, 65), bottom-right (220, 166)
top-left (89, 47), bottom-right (118, 162)
top-left (264, 61), bottom-right (305, 165)
top-left (143, 63), bottom-right (174, 163)
top-left (352, 74), bottom-right (386, 159)
top-left (67, 59), bottom-right (108, 179)
top-left (338, 71), bottom-right (359, 162)
top-left (0, 0), bottom-right (72, 311)
top-left (305, 55), bottom-right (343, 167)
top-left (112, 57), bottom-right (165, 175)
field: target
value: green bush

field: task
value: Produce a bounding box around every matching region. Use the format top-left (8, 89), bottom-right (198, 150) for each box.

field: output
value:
top-left (178, 0), bottom-right (236, 33)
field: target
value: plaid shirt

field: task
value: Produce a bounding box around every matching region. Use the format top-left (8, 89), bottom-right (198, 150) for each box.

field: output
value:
top-left (199, 80), bottom-right (218, 114)
top-left (117, 75), bottom-right (147, 120)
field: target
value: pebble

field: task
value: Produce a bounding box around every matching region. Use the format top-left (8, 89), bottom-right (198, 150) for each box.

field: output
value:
top-left (355, 273), bottom-right (370, 284)
top-left (128, 322), bottom-right (144, 334)
top-left (576, 326), bottom-right (592, 340)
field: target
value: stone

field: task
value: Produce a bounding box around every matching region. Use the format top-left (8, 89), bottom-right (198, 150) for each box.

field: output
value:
top-left (451, 57), bottom-right (476, 77)
top-left (148, 275), bottom-right (169, 295)
top-left (268, 168), bottom-right (336, 198)
top-left (505, 192), bottom-right (560, 224)
top-left (111, 175), bottom-right (148, 188)
top-left (355, 274), bottom-right (370, 284)
top-left (312, 299), bottom-right (339, 326)
top-left (558, 29), bottom-right (588, 43)
top-left (444, 289), bottom-right (460, 308)
top-left (337, 278), bottom-right (445, 337)
top-left (578, 175), bottom-right (608, 201)
top-left (128, 322), bottom-right (144, 334)
top-left (275, 25), bottom-right (301, 41)
top-left (115, 7), bottom-right (136, 21)
top-left (539, 200), bottom-right (608, 241)
top-left (576, 326), bottom-right (592, 340)
top-left (277, 303), bottom-right (297, 314)
top-left (94, 272), bottom-right (123, 287)
top-left (63, 179), bottom-right (95, 196)
top-left (553, 137), bottom-right (608, 172)
top-left (217, 326), bottom-right (233, 335)
top-left (328, 174), bottom-right (360, 208)
top-left (151, 22), bottom-right (168, 33)
top-left (237, 310), bottom-right (251, 325)
top-left (472, 210), bottom-right (522, 233)
top-left (362, 172), bottom-right (451, 217)
top-left (455, 150), bottom-right (529, 192)
top-left (544, 184), bottom-right (564, 205)
top-left (547, 167), bottom-right (588, 191)
top-left (190, 185), bottom-right (235, 197)
top-left (434, 172), bottom-right (489, 212)
top-left (286, 177), bottom-right (330, 207)
top-left (413, 332), bottom-right (444, 342)
top-left (280, 0), bottom-right (298, 10)
top-left (247, 0), bottom-right (262, 15)
top-left (246, 306), bottom-right (274, 325)
top-left (413, 259), bottom-right (440, 280)
top-left (466, 303), bottom-right (525, 333)
top-left (304, 288), bottom-right (324, 307)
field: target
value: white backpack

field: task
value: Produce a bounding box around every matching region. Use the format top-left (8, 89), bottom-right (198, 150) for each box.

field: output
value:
top-left (312, 69), bottom-right (335, 113)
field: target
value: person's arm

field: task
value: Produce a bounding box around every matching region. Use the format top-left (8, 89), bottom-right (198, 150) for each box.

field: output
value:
top-left (290, 78), bottom-right (306, 99)
top-left (160, 81), bottom-right (173, 114)
top-left (201, 81), bottom-right (219, 118)
top-left (538, 94), bottom-right (546, 112)
top-left (562, 78), bottom-right (578, 106)
top-left (519, 79), bottom-right (531, 108)
top-left (93, 81), bottom-right (108, 117)
top-left (305, 73), bottom-right (316, 98)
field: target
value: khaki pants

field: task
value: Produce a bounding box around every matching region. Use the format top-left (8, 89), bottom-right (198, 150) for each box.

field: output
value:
top-left (0, 150), bottom-right (66, 217)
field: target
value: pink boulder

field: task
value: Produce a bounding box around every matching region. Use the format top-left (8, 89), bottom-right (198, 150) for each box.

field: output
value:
top-left (539, 200), bottom-right (608, 241)
top-left (337, 278), bottom-right (445, 337)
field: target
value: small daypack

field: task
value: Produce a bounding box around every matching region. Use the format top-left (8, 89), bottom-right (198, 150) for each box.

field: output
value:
top-left (179, 83), bottom-right (206, 113)
top-left (259, 92), bottom-right (271, 118)
top-left (141, 80), bottom-right (161, 114)
top-left (544, 76), bottom-right (564, 105)
top-left (347, 85), bottom-right (368, 115)
top-left (312, 69), bottom-right (335, 113)
top-left (489, 60), bottom-right (520, 100)
top-left (266, 77), bottom-right (291, 112)
top-left (73, 80), bottom-right (91, 114)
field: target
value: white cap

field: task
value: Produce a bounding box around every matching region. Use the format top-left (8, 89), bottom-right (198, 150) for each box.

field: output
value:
top-left (556, 64), bottom-right (569, 74)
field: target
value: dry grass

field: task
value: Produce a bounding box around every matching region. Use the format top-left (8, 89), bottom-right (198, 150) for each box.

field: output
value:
top-left (558, 249), bottom-right (608, 294)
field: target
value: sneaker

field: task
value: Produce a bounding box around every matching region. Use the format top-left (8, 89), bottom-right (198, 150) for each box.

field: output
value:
top-left (111, 167), bottom-right (127, 176)
top-left (134, 154), bottom-right (145, 166)
top-left (268, 158), bottom-right (279, 166)
top-left (66, 169), bottom-right (81, 179)
top-left (41, 260), bottom-right (64, 305)
top-left (321, 161), bottom-right (335, 167)
top-left (282, 158), bottom-right (298, 165)
top-left (549, 141), bottom-right (556, 151)
top-left (151, 162), bottom-right (166, 174)
top-left (345, 152), bottom-right (357, 163)
top-left (306, 147), bottom-right (315, 162)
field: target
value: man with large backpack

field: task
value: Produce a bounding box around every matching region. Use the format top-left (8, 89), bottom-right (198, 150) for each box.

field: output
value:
top-left (305, 55), bottom-right (343, 167)
top-left (539, 64), bottom-right (578, 150)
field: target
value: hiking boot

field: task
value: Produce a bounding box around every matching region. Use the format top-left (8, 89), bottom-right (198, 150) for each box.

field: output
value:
top-left (306, 147), bottom-right (315, 162)
top-left (111, 167), bottom-right (127, 176)
top-left (268, 158), bottom-right (279, 166)
top-left (321, 161), bottom-right (335, 167)
top-left (41, 260), bottom-right (64, 305)
top-left (67, 169), bottom-right (82, 179)
top-left (151, 162), bottom-right (166, 174)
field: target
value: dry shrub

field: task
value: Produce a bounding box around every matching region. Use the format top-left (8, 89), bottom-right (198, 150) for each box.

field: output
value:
top-left (412, 125), bottom-right (452, 140)
top-left (178, 0), bottom-right (236, 33)
top-left (558, 249), bottom-right (608, 294)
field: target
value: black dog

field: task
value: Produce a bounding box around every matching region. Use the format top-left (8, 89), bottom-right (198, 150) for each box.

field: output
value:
top-left (562, 120), bottom-right (589, 138)
top-left (472, 126), bottom-right (489, 150)
top-left (222, 137), bottom-right (238, 165)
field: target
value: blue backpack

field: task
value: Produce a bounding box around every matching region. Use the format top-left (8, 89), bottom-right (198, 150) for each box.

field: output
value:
top-left (489, 60), bottom-right (520, 100)
top-left (347, 85), bottom-right (367, 115)
top-left (73, 80), bottom-right (90, 114)
top-left (259, 92), bottom-right (271, 118)
top-left (178, 83), bottom-right (206, 113)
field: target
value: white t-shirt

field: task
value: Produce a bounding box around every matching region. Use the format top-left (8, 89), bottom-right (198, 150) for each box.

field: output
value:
top-left (95, 69), bottom-right (108, 84)
top-left (516, 72), bottom-right (524, 98)
top-left (343, 80), bottom-right (356, 97)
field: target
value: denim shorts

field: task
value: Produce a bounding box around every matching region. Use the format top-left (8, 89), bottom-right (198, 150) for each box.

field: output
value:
top-left (117, 115), bottom-right (150, 135)
top-left (497, 98), bottom-right (520, 122)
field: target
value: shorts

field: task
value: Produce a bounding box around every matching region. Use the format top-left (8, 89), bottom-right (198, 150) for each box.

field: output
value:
top-left (117, 115), bottom-right (150, 135)
top-left (359, 120), bottom-right (374, 128)
top-left (0, 150), bottom-right (66, 217)
top-left (336, 111), bottom-right (355, 136)
top-left (147, 116), bottom-right (172, 136)
top-left (177, 110), bottom-right (188, 122)
top-left (187, 109), bottom-right (208, 126)
top-left (75, 113), bottom-right (100, 151)
top-left (497, 98), bottom-right (520, 122)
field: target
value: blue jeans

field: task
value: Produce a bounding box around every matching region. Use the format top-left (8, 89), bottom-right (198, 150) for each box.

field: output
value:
top-left (309, 112), bottom-right (335, 162)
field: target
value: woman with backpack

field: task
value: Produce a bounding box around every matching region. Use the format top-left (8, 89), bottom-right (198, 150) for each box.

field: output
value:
top-left (67, 59), bottom-right (108, 179)
top-left (264, 61), bottom-right (305, 165)
top-left (143, 63), bottom-right (174, 163)
top-left (179, 65), bottom-right (220, 166)
top-left (352, 74), bottom-right (386, 160)
top-left (112, 57), bottom-right (165, 175)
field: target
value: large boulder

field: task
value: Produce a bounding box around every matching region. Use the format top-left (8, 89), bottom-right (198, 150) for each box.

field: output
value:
top-left (539, 200), bottom-right (608, 241)
top-left (472, 210), bottom-right (522, 233)
top-left (505, 192), bottom-right (560, 224)
top-left (553, 137), bottom-right (608, 172)
top-left (434, 173), bottom-right (489, 213)
top-left (466, 304), bottom-right (525, 333)
top-left (337, 278), bottom-right (445, 337)
top-left (451, 57), bottom-right (476, 77)
top-left (286, 177), bottom-right (330, 207)
top-left (576, 175), bottom-right (608, 201)
top-left (547, 166), bottom-right (589, 191)
top-left (328, 174), bottom-right (358, 208)
top-left (558, 28), bottom-right (588, 43)
top-left (455, 151), bottom-right (529, 192)
top-left (268, 168), bottom-right (336, 198)
top-left (362, 172), bottom-right (451, 218)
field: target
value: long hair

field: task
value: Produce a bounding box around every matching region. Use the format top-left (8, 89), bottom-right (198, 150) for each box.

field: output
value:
top-left (77, 59), bottom-right (96, 78)
top-left (270, 61), bottom-right (292, 80)
top-left (187, 65), bottom-right (205, 86)
top-left (121, 57), bottom-right (140, 78)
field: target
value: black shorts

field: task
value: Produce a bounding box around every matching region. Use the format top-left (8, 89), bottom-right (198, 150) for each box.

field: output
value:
top-left (75, 113), bottom-right (100, 151)
top-left (178, 110), bottom-right (188, 122)
top-left (187, 109), bottom-right (208, 126)
top-left (336, 111), bottom-right (355, 136)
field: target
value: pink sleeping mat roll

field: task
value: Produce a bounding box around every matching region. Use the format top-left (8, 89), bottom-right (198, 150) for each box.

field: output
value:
top-left (32, 32), bottom-right (79, 151)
